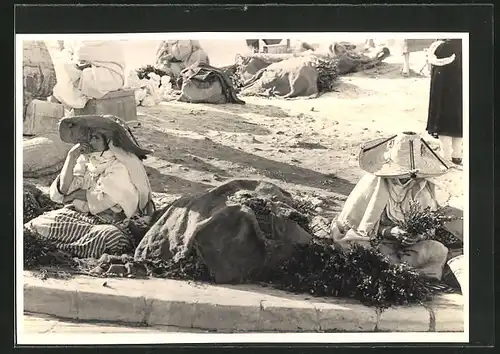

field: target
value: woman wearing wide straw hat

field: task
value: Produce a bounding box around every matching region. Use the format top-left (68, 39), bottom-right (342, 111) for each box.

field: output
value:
top-left (330, 132), bottom-right (462, 280)
top-left (24, 114), bottom-right (154, 259)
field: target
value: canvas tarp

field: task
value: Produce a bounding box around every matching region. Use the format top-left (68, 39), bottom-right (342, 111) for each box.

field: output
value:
top-left (134, 179), bottom-right (312, 284)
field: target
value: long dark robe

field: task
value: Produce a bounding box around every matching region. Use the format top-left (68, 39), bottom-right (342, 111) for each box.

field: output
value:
top-left (426, 39), bottom-right (463, 138)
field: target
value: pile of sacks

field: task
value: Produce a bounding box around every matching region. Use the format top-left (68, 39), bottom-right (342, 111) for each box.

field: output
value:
top-left (126, 71), bottom-right (175, 107)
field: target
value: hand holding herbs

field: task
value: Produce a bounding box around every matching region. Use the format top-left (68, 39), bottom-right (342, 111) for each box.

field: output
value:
top-left (378, 201), bottom-right (463, 248)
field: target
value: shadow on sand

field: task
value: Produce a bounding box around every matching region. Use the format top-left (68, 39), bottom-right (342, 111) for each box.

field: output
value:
top-left (208, 102), bottom-right (291, 119)
top-left (137, 125), bottom-right (356, 197)
top-left (139, 104), bottom-right (272, 135)
top-left (347, 62), bottom-right (430, 80)
top-left (145, 165), bottom-right (214, 194)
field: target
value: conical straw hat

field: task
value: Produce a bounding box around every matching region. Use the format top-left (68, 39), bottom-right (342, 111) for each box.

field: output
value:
top-left (359, 131), bottom-right (451, 178)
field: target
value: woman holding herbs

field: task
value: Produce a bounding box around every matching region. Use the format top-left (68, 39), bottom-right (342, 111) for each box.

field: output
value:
top-left (330, 131), bottom-right (462, 280)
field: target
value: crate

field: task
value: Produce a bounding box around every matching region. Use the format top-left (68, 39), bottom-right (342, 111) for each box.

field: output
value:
top-left (23, 99), bottom-right (65, 136)
top-left (74, 89), bottom-right (138, 123)
top-left (262, 44), bottom-right (289, 54)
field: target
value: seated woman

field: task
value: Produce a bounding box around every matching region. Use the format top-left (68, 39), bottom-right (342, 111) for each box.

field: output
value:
top-left (25, 114), bottom-right (154, 259)
top-left (49, 40), bottom-right (126, 109)
top-left (330, 131), bottom-right (462, 280)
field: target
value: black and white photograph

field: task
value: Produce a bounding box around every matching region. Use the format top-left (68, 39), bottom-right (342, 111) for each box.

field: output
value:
top-left (17, 31), bottom-right (468, 344)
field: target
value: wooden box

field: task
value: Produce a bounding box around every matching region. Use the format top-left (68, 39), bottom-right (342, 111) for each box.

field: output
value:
top-left (262, 44), bottom-right (289, 54)
top-left (74, 89), bottom-right (138, 123)
top-left (23, 99), bottom-right (65, 136)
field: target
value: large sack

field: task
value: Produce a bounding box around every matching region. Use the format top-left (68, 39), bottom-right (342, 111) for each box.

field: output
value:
top-left (331, 43), bottom-right (391, 75)
top-left (23, 133), bottom-right (72, 178)
top-left (134, 179), bottom-right (312, 284)
top-left (240, 56), bottom-right (319, 98)
top-left (177, 63), bottom-right (245, 104)
top-left (235, 55), bottom-right (279, 83)
top-left (23, 40), bottom-right (57, 120)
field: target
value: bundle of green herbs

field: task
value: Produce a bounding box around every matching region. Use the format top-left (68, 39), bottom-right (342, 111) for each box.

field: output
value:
top-left (395, 201), bottom-right (463, 248)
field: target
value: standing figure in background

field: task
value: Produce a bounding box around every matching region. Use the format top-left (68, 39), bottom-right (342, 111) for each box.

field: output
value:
top-left (49, 40), bottom-right (126, 110)
top-left (400, 39), bottom-right (437, 77)
top-left (425, 39), bottom-right (463, 165)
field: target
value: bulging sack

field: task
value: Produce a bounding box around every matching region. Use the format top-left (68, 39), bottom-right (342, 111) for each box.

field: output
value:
top-left (179, 73), bottom-right (225, 104)
top-left (177, 63), bottom-right (245, 105)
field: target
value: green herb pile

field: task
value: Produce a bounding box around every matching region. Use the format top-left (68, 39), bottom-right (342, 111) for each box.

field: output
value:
top-left (310, 56), bottom-right (340, 93)
top-left (261, 238), bottom-right (436, 309)
top-left (24, 227), bottom-right (77, 270)
top-left (135, 65), bottom-right (170, 81)
top-left (23, 182), bottom-right (62, 224)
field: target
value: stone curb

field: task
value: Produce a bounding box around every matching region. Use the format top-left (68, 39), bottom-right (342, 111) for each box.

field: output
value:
top-left (23, 272), bottom-right (464, 333)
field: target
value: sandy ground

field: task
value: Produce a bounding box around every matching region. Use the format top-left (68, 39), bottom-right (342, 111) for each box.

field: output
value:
top-left (32, 38), bottom-right (464, 219)
top-left (130, 49), bottom-right (462, 214)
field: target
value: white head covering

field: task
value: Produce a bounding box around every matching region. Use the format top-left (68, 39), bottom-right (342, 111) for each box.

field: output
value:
top-left (108, 141), bottom-right (153, 216)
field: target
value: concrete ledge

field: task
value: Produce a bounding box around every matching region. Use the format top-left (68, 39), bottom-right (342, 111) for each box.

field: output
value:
top-left (23, 271), bottom-right (464, 333)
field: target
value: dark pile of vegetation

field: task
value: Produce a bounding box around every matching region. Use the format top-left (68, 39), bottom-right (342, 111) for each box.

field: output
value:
top-left (311, 56), bottom-right (340, 93)
top-left (260, 238), bottom-right (437, 309)
top-left (24, 227), bottom-right (77, 270)
top-left (23, 182), bottom-right (63, 224)
top-left (135, 65), bottom-right (170, 81)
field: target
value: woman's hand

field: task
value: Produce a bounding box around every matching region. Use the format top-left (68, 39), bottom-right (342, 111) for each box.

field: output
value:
top-left (68, 143), bottom-right (91, 159)
top-left (390, 227), bottom-right (429, 247)
top-left (382, 226), bottom-right (417, 247)
top-left (389, 226), bottom-right (408, 241)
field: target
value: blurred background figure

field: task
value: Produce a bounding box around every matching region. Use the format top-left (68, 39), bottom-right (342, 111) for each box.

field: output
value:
top-left (154, 40), bottom-right (210, 79)
top-left (49, 40), bottom-right (126, 109)
top-left (425, 39), bottom-right (463, 165)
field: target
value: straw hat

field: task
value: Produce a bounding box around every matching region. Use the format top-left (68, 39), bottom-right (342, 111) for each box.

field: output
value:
top-left (358, 131), bottom-right (451, 178)
top-left (58, 114), bottom-right (153, 160)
